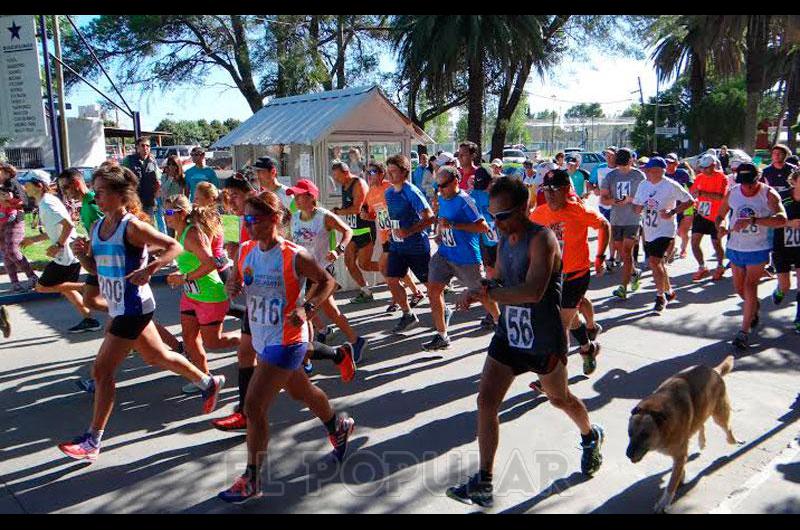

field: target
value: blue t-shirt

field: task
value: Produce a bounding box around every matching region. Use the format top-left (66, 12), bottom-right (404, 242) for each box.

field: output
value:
top-left (411, 165), bottom-right (426, 189)
top-left (385, 182), bottom-right (432, 255)
top-left (469, 188), bottom-right (498, 247)
top-left (666, 168), bottom-right (692, 188)
top-left (184, 166), bottom-right (220, 201)
top-left (437, 190), bottom-right (483, 264)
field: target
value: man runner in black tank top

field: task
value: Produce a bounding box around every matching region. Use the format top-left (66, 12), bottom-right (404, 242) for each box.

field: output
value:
top-left (446, 177), bottom-right (604, 508)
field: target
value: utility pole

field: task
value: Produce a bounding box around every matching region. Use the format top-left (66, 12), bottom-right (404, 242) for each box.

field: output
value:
top-left (39, 16), bottom-right (62, 175)
top-left (550, 95), bottom-right (557, 155)
top-left (637, 76), bottom-right (647, 154)
top-left (52, 15), bottom-right (70, 168)
top-left (654, 77), bottom-right (659, 154)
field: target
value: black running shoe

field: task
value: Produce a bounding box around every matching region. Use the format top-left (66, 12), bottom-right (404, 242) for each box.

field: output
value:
top-left (653, 296), bottom-right (666, 314)
top-left (409, 293), bottom-right (425, 308)
top-left (422, 333), bottom-right (450, 351)
top-left (587, 323), bottom-right (603, 342)
top-left (733, 330), bottom-right (749, 350)
top-left (328, 413), bottom-right (355, 463)
top-left (68, 318), bottom-right (102, 334)
top-left (446, 473), bottom-right (493, 507)
top-left (0, 305), bottom-right (10, 338)
top-left (580, 424), bottom-right (604, 476)
top-left (392, 312), bottom-right (419, 333)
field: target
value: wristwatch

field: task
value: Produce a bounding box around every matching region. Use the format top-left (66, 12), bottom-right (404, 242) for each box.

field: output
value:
top-left (335, 243), bottom-right (346, 254)
top-left (303, 301), bottom-right (317, 315)
top-left (596, 254), bottom-right (606, 262)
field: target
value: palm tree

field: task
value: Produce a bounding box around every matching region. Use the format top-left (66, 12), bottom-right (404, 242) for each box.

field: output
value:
top-left (392, 16), bottom-right (546, 147)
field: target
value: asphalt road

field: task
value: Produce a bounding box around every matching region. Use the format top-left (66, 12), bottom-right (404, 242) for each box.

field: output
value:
top-left (1, 233), bottom-right (798, 514)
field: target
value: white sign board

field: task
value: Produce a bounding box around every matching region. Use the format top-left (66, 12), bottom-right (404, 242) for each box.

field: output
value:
top-left (299, 153), bottom-right (311, 178)
top-left (655, 126), bottom-right (679, 136)
top-left (0, 15), bottom-right (46, 139)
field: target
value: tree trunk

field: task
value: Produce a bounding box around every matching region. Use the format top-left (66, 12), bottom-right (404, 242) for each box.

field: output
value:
top-left (335, 16), bottom-right (346, 89)
top-left (687, 56), bottom-right (706, 153)
top-left (309, 15), bottom-right (332, 91)
top-left (466, 51), bottom-right (484, 146)
top-left (772, 80), bottom-right (787, 147)
top-left (743, 15), bottom-right (771, 154)
top-left (492, 59), bottom-right (533, 160)
top-left (230, 15), bottom-right (263, 112)
top-left (786, 53), bottom-right (800, 152)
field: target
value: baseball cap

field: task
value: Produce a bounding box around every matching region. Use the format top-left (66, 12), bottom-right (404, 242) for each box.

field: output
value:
top-left (29, 170), bottom-right (52, 186)
top-left (542, 169), bottom-right (571, 188)
top-left (490, 158), bottom-right (503, 167)
top-left (735, 163), bottom-right (759, 184)
top-left (665, 153), bottom-right (679, 163)
top-left (473, 167), bottom-right (493, 191)
top-left (637, 156), bottom-right (650, 165)
top-left (252, 156), bottom-right (277, 171)
top-left (435, 152), bottom-right (456, 166)
top-left (566, 155), bottom-right (579, 164)
top-left (644, 157), bottom-right (667, 169)
top-left (698, 154), bottom-right (718, 168)
top-left (603, 146), bottom-right (618, 155)
top-left (286, 178), bottom-right (319, 199)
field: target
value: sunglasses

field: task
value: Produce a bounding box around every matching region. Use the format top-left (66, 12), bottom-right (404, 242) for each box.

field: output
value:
top-left (486, 208), bottom-right (516, 222)
top-left (367, 169), bottom-right (379, 175)
top-left (541, 185), bottom-right (567, 192)
top-left (191, 152), bottom-right (203, 157)
top-left (164, 208), bottom-right (183, 216)
top-left (242, 214), bottom-right (271, 225)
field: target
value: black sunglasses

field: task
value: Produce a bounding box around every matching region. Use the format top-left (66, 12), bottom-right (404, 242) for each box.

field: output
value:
top-left (487, 208), bottom-right (515, 222)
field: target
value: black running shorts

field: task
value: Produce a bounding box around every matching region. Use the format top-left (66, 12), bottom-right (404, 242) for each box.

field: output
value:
top-left (109, 312), bottom-right (154, 340)
top-left (487, 334), bottom-right (567, 376)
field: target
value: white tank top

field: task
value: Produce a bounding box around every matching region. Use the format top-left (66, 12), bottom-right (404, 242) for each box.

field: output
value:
top-left (91, 213), bottom-right (156, 317)
top-left (291, 208), bottom-right (331, 267)
top-left (726, 184), bottom-right (772, 252)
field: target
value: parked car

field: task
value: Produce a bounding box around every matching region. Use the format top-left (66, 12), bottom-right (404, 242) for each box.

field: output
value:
top-left (502, 148), bottom-right (527, 165)
top-left (571, 152), bottom-right (605, 174)
top-left (152, 145), bottom-right (198, 169)
top-left (684, 148), bottom-right (750, 171)
top-left (564, 147), bottom-right (583, 154)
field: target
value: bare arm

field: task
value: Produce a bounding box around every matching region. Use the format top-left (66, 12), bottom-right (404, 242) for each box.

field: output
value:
top-left (124, 218), bottom-right (183, 284)
top-left (177, 227), bottom-right (217, 281)
top-left (325, 212), bottom-right (353, 249)
top-left (756, 188), bottom-right (788, 228)
top-left (292, 248), bottom-right (335, 327)
top-left (451, 218), bottom-right (490, 234)
top-left (398, 208), bottom-right (435, 238)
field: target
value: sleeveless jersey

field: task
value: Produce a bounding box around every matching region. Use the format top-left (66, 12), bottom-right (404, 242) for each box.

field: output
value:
top-left (91, 213), bottom-right (156, 317)
top-left (726, 184), bottom-right (772, 252)
top-left (238, 237), bottom-right (309, 355)
top-left (291, 208), bottom-right (332, 267)
top-left (176, 225), bottom-right (228, 303)
top-left (495, 222), bottom-right (566, 356)
top-left (342, 177), bottom-right (373, 235)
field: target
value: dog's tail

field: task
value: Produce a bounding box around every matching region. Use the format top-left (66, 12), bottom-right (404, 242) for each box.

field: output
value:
top-left (714, 355), bottom-right (734, 377)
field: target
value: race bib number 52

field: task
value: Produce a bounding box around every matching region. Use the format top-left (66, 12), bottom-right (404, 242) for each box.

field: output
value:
top-left (505, 306), bottom-right (534, 349)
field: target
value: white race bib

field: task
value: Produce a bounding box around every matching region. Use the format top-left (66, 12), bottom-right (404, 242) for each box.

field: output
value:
top-left (505, 306), bottom-right (534, 349)
top-left (376, 207), bottom-right (391, 231)
top-left (785, 227), bottom-right (800, 247)
top-left (644, 209), bottom-right (659, 228)
top-left (440, 227), bottom-right (456, 247)
top-left (345, 214), bottom-right (359, 229)
top-left (485, 225), bottom-right (499, 243)
top-left (390, 220), bottom-right (404, 243)
top-left (249, 295), bottom-right (284, 327)
top-left (615, 181), bottom-right (631, 200)
top-left (183, 279), bottom-right (200, 295)
top-left (697, 201), bottom-right (712, 217)
top-left (100, 277), bottom-right (124, 311)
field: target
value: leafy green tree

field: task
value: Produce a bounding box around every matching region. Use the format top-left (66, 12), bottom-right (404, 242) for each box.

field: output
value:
top-left (564, 103), bottom-right (605, 120)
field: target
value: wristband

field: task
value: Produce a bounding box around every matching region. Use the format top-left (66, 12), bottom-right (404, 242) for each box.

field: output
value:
top-left (303, 301), bottom-right (317, 314)
top-left (335, 244), bottom-right (346, 254)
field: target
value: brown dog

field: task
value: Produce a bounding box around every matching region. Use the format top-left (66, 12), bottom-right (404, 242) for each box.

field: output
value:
top-left (626, 355), bottom-right (741, 513)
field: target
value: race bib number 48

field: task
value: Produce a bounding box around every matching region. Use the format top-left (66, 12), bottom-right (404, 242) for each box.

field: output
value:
top-left (505, 306), bottom-right (534, 349)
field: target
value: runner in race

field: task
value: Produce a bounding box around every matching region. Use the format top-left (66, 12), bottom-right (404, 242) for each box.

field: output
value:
top-left (447, 177), bottom-right (603, 507)
top-left (384, 154), bottom-right (436, 333)
top-left (57, 165), bottom-right (225, 461)
top-left (287, 178), bottom-right (367, 364)
top-left (664, 153), bottom-right (694, 261)
top-left (470, 167), bottom-right (500, 328)
top-left (163, 194), bottom-right (240, 394)
top-left (362, 161), bottom-right (425, 313)
top-left (691, 154), bottom-right (729, 282)
top-left (218, 191), bottom-right (356, 504)
top-left (424, 165), bottom-right (499, 351)
top-left (772, 168), bottom-right (800, 333)
top-left (600, 148), bottom-right (645, 300)
top-left (632, 158), bottom-right (695, 313)
top-left (529, 169), bottom-right (610, 378)
top-left (331, 161), bottom-right (379, 304)
top-left (716, 163), bottom-right (787, 350)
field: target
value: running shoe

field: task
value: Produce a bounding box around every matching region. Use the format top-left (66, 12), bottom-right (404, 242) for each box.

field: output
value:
top-left (0, 305), bottom-right (10, 338)
top-left (328, 413), bottom-right (355, 463)
top-left (201, 375), bottom-right (226, 414)
top-left (409, 292), bottom-right (425, 308)
top-left (349, 290), bottom-right (374, 304)
top-left (212, 411), bottom-right (247, 432)
top-left (529, 380), bottom-right (544, 395)
top-left (732, 330), bottom-right (749, 350)
top-left (68, 317), bottom-right (102, 334)
top-left (580, 424), bottom-right (605, 476)
top-left (581, 342), bottom-right (599, 376)
top-left (422, 333), bottom-right (451, 351)
top-left (479, 313), bottom-right (496, 331)
top-left (712, 266), bottom-right (726, 281)
top-left (58, 432), bottom-right (100, 462)
top-left (446, 473), bottom-right (494, 507)
top-left (392, 312), bottom-right (419, 333)
top-left (606, 258), bottom-right (619, 272)
top-left (337, 343), bottom-right (356, 383)
top-left (587, 323), bottom-right (603, 342)
top-left (692, 268), bottom-right (709, 282)
top-left (630, 270), bottom-right (641, 293)
top-left (352, 336), bottom-right (367, 364)
top-left (218, 475), bottom-right (262, 504)
top-left (665, 291), bottom-right (678, 303)
top-left (612, 285), bottom-right (627, 300)
top-left (653, 296), bottom-right (666, 314)
top-left (315, 324), bottom-right (334, 344)
top-left (303, 359), bottom-right (314, 375)
top-left (182, 382), bottom-right (202, 395)
top-left (27, 278), bottom-right (38, 291)
top-left (385, 303), bottom-right (400, 313)
top-left (75, 378), bottom-right (95, 394)
top-left (772, 288), bottom-right (785, 306)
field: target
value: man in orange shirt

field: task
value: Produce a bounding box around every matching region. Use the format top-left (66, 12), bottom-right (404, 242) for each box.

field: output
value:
top-left (529, 170), bottom-right (611, 378)
top-left (690, 154), bottom-right (729, 281)
top-left (362, 161), bottom-right (425, 313)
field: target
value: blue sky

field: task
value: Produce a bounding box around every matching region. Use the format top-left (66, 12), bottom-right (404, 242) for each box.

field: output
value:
top-left (63, 16), bottom-right (661, 131)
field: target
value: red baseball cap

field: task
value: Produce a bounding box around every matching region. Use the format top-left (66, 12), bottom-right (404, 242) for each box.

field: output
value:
top-left (286, 179), bottom-right (319, 199)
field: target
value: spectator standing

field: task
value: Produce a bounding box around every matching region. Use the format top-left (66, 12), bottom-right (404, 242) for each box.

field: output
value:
top-left (122, 136), bottom-right (162, 228)
top-left (184, 147), bottom-right (220, 201)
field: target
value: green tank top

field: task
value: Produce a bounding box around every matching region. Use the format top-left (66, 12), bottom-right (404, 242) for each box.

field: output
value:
top-left (177, 225), bottom-right (227, 303)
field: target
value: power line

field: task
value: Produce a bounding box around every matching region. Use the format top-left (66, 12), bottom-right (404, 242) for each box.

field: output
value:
top-left (526, 92), bottom-right (636, 106)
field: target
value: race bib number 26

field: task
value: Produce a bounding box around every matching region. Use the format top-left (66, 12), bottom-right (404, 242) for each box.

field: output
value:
top-left (505, 306), bottom-right (534, 349)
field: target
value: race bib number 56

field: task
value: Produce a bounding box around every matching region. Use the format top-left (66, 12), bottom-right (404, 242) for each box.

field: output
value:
top-left (505, 306), bottom-right (534, 349)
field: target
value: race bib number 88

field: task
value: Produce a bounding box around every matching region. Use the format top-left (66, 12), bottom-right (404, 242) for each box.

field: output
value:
top-left (505, 306), bottom-right (534, 349)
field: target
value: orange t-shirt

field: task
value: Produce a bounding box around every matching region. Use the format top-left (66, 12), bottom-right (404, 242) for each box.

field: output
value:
top-left (530, 201), bottom-right (606, 276)
top-left (690, 170), bottom-right (729, 221)
top-left (364, 180), bottom-right (392, 243)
